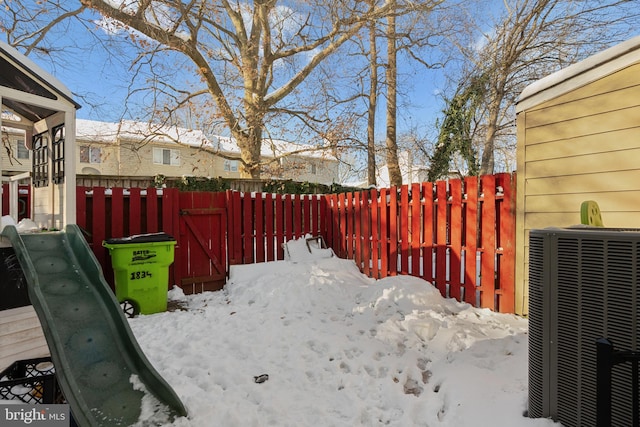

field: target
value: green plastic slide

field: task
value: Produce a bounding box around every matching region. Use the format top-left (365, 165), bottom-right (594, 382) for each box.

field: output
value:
top-left (2, 225), bottom-right (187, 426)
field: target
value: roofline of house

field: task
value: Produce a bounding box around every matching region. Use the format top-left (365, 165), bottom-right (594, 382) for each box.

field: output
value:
top-left (516, 34), bottom-right (640, 112)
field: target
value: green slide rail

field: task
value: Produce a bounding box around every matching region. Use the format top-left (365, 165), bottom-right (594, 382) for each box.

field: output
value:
top-left (2, 225), bottom-right (187, 426)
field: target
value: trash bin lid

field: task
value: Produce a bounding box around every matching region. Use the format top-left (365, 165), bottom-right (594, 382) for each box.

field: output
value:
top-left (103, 232), bottom-right (175, 245)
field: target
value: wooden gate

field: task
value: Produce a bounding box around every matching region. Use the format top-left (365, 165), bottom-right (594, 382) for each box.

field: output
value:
top-left (177, 191), bottom-right (227, 294)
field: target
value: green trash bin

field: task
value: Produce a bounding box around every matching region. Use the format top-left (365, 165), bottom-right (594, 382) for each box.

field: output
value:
top-left (103, 233), bottom-right (177, 315)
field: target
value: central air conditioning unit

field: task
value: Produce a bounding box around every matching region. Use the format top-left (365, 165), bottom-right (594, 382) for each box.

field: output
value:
top-left (528, 227), bottom-right (640, 427)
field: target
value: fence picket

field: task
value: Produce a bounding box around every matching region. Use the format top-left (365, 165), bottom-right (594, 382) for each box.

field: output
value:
top-left (388, 188), bottom-right (398, 276)
top-left (129, 188), bottom-right (142, 236)
top-left (255, 192), bottom-right (265, 263)
top-left (449, 179), bottom-right (463, 301)
top-left (362, 193), bottom-right (371, 277)
top-left (422, 182), bottom-right (434, 284)
top-left (480, 175), bottom-right (497, 310)
top-left (463, 177), bottom-right (478, 306)
top-left (435, 181), bottom-right (447, 297)
top-left (275, 194), bottom-right (285, 260)
top-left (497, 173), bottom-right (516, 313)
top-left (411, 183), bottom-right (421, 276)
top-left (370, 189), bottom-right (379, 279)
top-left (265, 193), bottom-right (274, 262)
top-left (400, 186), bottom-right (410, 275)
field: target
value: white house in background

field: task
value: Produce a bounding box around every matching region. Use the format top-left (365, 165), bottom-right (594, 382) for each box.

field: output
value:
top-left (0, 125), bottom-right (30, 177)
top-left (74, 119), bottom-right (340, 185)
top-left (375, 151), bottom-right (429, 187)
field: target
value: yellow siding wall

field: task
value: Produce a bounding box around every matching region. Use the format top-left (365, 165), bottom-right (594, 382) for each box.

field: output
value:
top-left (516, 61), bottom-right (640, 315)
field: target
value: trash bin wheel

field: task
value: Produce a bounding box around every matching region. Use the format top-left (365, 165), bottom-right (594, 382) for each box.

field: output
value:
top-left (120, 299), bottom-right (139, 318)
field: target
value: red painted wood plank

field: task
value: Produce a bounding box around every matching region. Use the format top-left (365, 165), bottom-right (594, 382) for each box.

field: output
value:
top-left (275, 194), bottom-right (285, 260)
top-left (265, 193), bottom-right (275, 262)
top-left (243, 192), bottom-right (254, 264)
top-left (411, 183), bottom-right (421, 276)
top-left (422, 183), bottom-right (433, 283)
top-left (448, 179), bottom-right (463, 302)
top-left (303, 196), bottom-right (311, 236)
top-left (177, 191), bottom-right (191, 290)
top-left (225, 191), bottom-right (235, 265)
top-left (161, 188), bottom-right (177, 238)
top-left (354, 192), bottom-right (362, 269)
top-left (497, 173), bottom-right (516, 313)
top-left (370, 189), bottom-right (379, 279)
top-left (293, 194), bottom-right (302, 238)
top-left (92, 188), bottom-right (108, 286)
top-left (128, 188), bottom-right (142, 236)
top-left (232, 191), bottom-right (243, 265)
top-left (379, 188), bottom-right (388, 278)
top-left (215, 191), bottom-right (228, 276)
top-left (480, 175), bottom-right (497, 310)
top-left (75, 186), bottom-right (87, 233)
top-left (435, 180), bottom-right (447, 297)
top-left (331, 195), bottom-right (340, 256)
top-left (284, 194), bottom-right (293, 244)
top-left (255, 192), bottom-right (265, 263)
top-left (188, 192), bottom-right (211, 281)
top-left (182, 214), bottom-right (225, 274)
top-left (362, 192), bottom-right (371, 277)
top-left (463, 177), bottom-right (478, 306)
top-left (336, 193), bottom-right (346, 258)
top-left (111, 187), bottom-right (124, 238)
top-left (326, 195), bottom-right (335, 251)
top-left (320, 195), bottom-right (329, 245)
top-left (346, 193), bottom-right (354, 260)
top-left (311, 195), bottom-right (319, 236)
top-left (400, 185), bottom-right (409, 275)
top-left (146, 187), bottom-right (158, 233)
top-left (388, 188), bottom-right (398, 276)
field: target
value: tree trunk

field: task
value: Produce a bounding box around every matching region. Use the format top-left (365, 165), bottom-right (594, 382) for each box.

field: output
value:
top-left (233, 112), bottom-right (263, 179)
top-left (367, 16), bottom-right (378, 187)
top-left (385, 4), bottom-right (402, 187)
top-left (480, 86), bottom-right (502, 175)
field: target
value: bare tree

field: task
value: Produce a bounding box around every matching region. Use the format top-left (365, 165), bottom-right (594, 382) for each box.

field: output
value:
top-left (69, 0), bottom-right (412, 179)
top-left (452, 0), bottom-right (640, 175)
top-left (367, 2), bottom-right (379, 187)
top-left (384, 0), bottom-right (403, 186)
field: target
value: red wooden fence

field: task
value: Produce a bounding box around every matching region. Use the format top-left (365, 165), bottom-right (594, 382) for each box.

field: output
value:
top-left (75, 172), bottom-right (516, 313)
top-left (321, 173), bottom-right (516, 312)
top-left (1, 184), bottom-right (30, 221)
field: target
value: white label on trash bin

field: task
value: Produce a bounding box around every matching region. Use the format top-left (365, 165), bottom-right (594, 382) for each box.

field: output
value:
top-left (131, 250), bottom-right (157, 262)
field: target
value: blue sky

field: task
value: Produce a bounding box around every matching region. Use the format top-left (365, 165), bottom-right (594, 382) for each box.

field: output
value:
top-left (24, 4), bottom-right (467, 143)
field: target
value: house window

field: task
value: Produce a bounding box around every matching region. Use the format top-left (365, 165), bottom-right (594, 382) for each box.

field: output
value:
top-left (224, 160), bottom-right (238, 172)
top-left (80, 146), bottom-right (102, 163)
top-left (310, 163), bottom-right (317, 175)
top-left (32, 132), bottom-right (48, 188)
top-left (153, 148), bottom-right (180, 166)
top-left (51, 124), bottom-right (65, 184)
top-left (16, 139), bottom-right (29, 159)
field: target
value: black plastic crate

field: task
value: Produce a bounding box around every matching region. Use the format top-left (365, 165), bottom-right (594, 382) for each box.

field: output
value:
top-left (0, 357), bottom-right (62, 404)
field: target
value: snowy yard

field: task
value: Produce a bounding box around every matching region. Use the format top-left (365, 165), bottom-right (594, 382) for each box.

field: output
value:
top-left (130, 238), bottom-right (558, 426)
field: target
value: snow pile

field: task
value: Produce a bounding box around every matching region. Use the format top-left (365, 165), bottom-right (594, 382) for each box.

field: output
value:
top-left (129, 241), bottom-right (555, 426)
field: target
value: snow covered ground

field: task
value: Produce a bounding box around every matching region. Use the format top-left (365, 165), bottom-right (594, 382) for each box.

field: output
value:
top-left (130, 237), bottom-right (558, 426)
